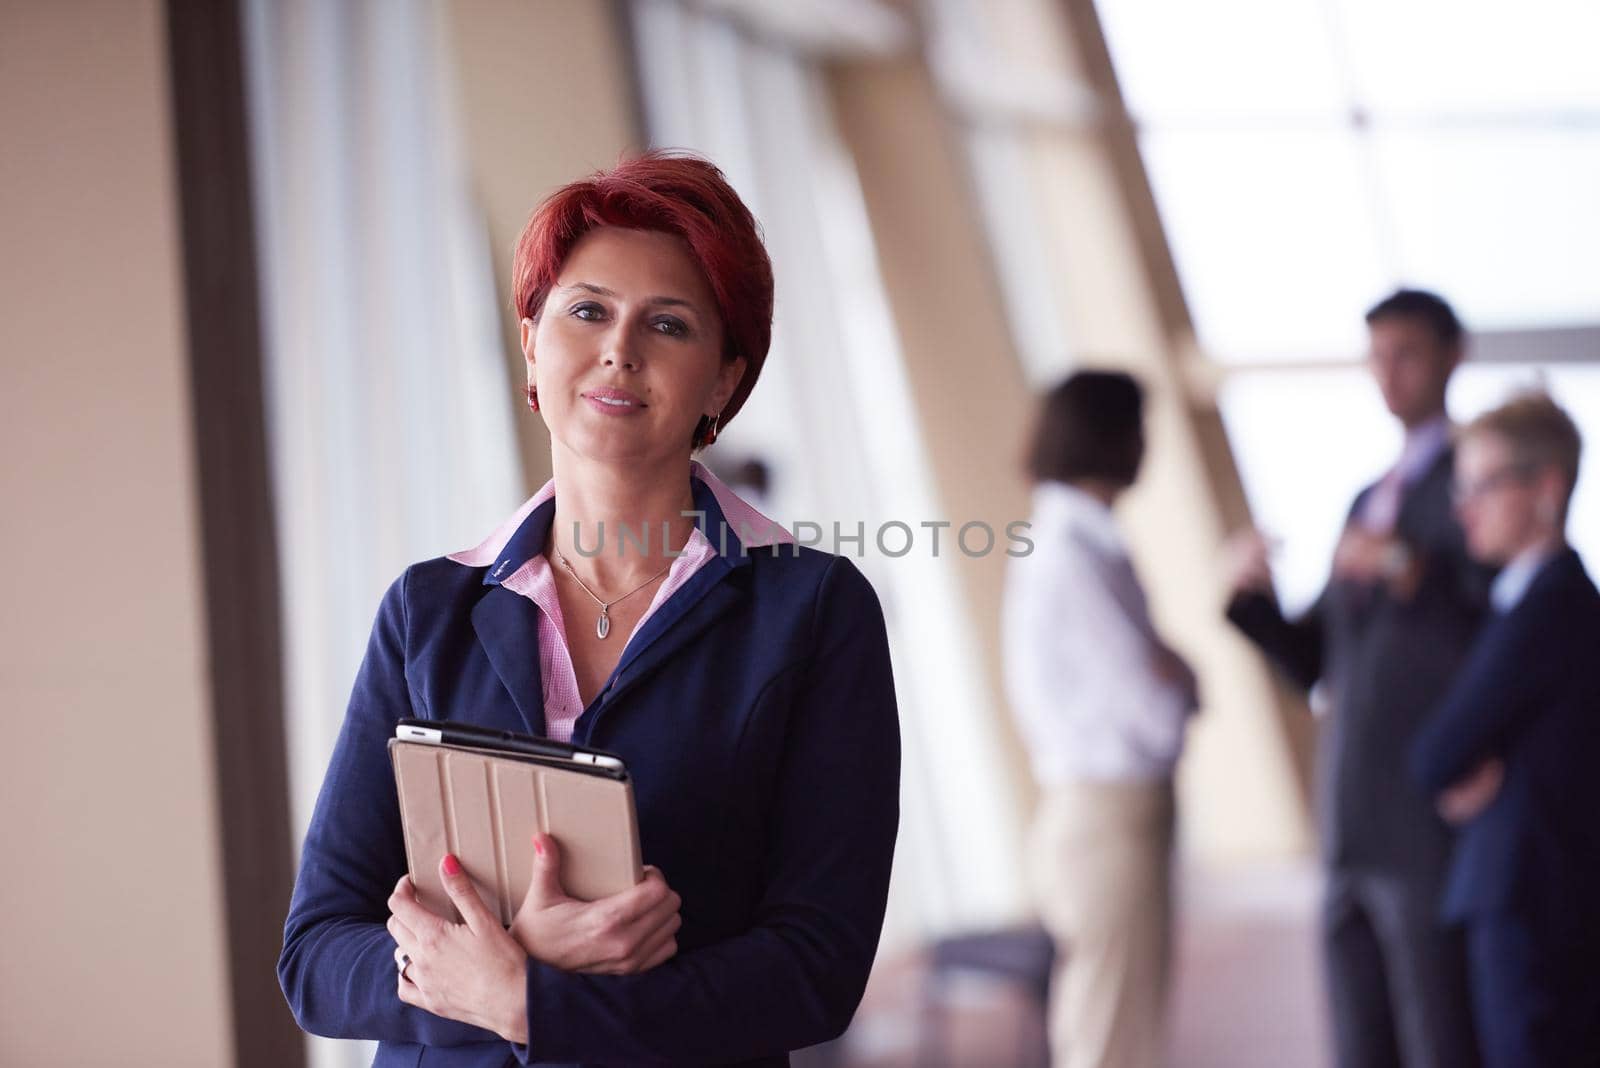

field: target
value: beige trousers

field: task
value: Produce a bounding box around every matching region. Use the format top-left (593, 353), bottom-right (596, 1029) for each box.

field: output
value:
top-left (1027, 779), bottom-right (1176, 1068)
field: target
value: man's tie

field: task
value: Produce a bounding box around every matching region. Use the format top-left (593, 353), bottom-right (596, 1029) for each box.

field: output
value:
top-left (1358, 465), bottom-right (1406, 535)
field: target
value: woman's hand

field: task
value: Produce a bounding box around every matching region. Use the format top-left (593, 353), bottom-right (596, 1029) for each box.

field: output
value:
top-left (510, 833), bottom-right (682, 975)
top-left (387, 856), bottom-right (530, 1044)
top-left (385, 835), bottom-right (681, 1042)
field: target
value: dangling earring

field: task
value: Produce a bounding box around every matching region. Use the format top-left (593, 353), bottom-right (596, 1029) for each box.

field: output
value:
top-left (526, 385), bottom-right (539, 412)
top-left (699, 414), bottom-right (720, 448)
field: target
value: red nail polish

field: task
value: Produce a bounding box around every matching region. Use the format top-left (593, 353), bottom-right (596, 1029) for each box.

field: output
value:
top-left (533, 837), bottom-right (545, 858)
top-left (442, 853), bottom-right (461, 876)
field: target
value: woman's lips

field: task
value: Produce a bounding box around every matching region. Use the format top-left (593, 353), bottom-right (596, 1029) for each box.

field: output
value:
top-left (583, 388), bottom-right (645, 416)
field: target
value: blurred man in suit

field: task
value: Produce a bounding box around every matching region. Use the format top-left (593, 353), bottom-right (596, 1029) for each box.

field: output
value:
top-left (1411, 393), bottom-right (1600, 1067)
top-left (1225, 290), bottom-right (1490, 1068)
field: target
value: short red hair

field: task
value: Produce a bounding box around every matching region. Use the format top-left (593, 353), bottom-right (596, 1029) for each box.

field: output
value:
top-left (511, 151), bottom-right (775, 433)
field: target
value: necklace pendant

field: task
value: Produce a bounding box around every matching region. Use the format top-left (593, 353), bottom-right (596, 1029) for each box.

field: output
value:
top-left (596, 606), bottom-right (611, 640)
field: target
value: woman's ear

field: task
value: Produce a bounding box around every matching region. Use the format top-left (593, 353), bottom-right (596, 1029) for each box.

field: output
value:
top-left (519, 317), bottom-right (537, 372)
top-left (710, 355), bottom-right (748, 415)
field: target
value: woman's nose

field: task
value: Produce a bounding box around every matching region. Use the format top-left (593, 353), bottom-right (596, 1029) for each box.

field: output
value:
top-left (600, 323), bottom-right (641, 371)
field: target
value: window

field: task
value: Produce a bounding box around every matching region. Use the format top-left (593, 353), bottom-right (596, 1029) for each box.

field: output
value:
top-left (1099, 0), bottom-right (1600, 587)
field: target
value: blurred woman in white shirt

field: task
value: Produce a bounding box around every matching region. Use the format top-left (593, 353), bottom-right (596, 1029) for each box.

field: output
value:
top-left (1003, 370), bottom-right (1199, 1068)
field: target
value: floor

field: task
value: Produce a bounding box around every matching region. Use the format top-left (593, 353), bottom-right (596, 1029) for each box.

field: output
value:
top-left (809, 860), bottom-right (1332, 1068)
top-left (1166, 861), bottom-right (1331, 1068)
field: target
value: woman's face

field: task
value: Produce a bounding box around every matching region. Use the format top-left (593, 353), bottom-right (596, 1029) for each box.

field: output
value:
top-left (522, 226), bottom-right (745, 468)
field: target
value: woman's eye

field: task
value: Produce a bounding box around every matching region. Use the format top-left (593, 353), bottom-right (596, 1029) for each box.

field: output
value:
top-left (571, 302), bottom-right (605, 321)
top-left (652, 317), bottom-right (688, 338)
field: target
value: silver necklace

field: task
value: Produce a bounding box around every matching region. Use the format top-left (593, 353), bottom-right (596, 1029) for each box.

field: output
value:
top-left (553, 546), bottom-right (675, 639)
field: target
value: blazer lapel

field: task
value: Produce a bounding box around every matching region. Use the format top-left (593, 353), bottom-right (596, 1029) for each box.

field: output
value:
top-left (1396, 447), bottom-right (1453, 532)
top-left (470, 585), bottom-right (547, 736)
top-left (572, 480), bottom-right (761, 741)
top-left (573, 563), bottom-right (751, 744)
top-left (462, 471), bottom-right (769, 742)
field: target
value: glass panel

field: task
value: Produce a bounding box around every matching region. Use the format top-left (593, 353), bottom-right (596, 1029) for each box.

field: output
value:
top-left (1337, 0), bottom-right (1600, 114)
top-left (1219, 368), bottom-right (1397, 612)
top-left (1097, 0), bottom-right (1347, 119)
top-left (1373, 128), bottom-right (1600, 328)
top-left (963, 126), bottom-right (1075, 386)
top-left (1141, 128), bottom-right (1388, 361)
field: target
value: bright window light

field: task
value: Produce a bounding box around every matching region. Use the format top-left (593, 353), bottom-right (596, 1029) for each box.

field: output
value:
top-left (1097, 0), bottom-right (1600, 360)
top-left (1374, 129), bottom-right (1600, 326)
top-left (1096, 0), bottom-right (1347, 119)
top-left (1140, 128), bottom-right (1386, 361)
top-left (1336, 0), bottom-right (1600, 114)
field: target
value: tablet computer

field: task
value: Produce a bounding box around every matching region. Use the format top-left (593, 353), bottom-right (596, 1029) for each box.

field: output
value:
top-left (388, 718), bottom-right (642, 923)
top-left (395, 718), bottom-right (628, 772)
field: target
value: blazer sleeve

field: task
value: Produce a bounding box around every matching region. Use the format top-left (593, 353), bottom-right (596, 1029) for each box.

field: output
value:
top-left (1223, 485), bottom-right (1370, 693)
top-left (1226, 586), bottom-right (1326, 693)
top-left (1409, 598), bottom-right (1561, 794)
top-left (511, 555), bottom-right (903, 1065)
top-left (277, 570), bottom-right (496, 1047)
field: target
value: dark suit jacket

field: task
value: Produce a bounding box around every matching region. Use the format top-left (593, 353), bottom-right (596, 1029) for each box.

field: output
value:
top-left (1227, 450), bottom-right (1493, 879)
top-left (1410, 548), bottom-right (1600, 926)
top-left (278, 477), bottom-right (902, 1067)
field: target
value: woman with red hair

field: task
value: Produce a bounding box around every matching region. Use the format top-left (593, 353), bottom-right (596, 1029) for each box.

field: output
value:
top-left (279, 152), bottom-right (901, 1067)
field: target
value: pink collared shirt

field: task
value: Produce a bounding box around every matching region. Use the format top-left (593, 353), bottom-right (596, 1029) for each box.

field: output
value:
top-left (447, 461), bottom-right (793, 741)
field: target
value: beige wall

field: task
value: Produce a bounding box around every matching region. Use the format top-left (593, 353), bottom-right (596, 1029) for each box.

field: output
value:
top-left (0, 2), bottom-right (233, 1064)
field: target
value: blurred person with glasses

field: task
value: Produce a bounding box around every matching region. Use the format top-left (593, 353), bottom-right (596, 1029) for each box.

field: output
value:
top-left (1411, 392), bottom-right (1600, 1067)
top-left (1224, 290), bottom-right (1492, 1068)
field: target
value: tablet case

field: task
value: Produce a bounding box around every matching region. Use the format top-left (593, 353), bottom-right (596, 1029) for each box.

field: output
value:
top-left (389, 738), bottom-right (643, 924)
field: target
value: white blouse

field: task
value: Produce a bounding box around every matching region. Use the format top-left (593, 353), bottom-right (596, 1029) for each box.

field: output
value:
top-left (1002, 481), bottom-right (1198, 785)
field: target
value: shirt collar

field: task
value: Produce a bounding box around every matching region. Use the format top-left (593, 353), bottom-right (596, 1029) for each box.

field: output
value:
top-left (449, 460), bottom-right (794, 584)
top-left (1396, 414), bottom-right (1453, 482)
top-left (1490, 543), bottom-right (1561, 614)
top-left (1032, 480), bottom-right (1125, 555)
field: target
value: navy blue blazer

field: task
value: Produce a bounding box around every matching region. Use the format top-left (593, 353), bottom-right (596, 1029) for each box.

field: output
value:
top-left (278, 477), bottom-right (902, 1067)
top-left (1410, 548), bottom-right (1600, 925)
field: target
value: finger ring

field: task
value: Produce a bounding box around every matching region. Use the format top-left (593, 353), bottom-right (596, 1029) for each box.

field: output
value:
top-left (398, 953), bottom-right (413, 982)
